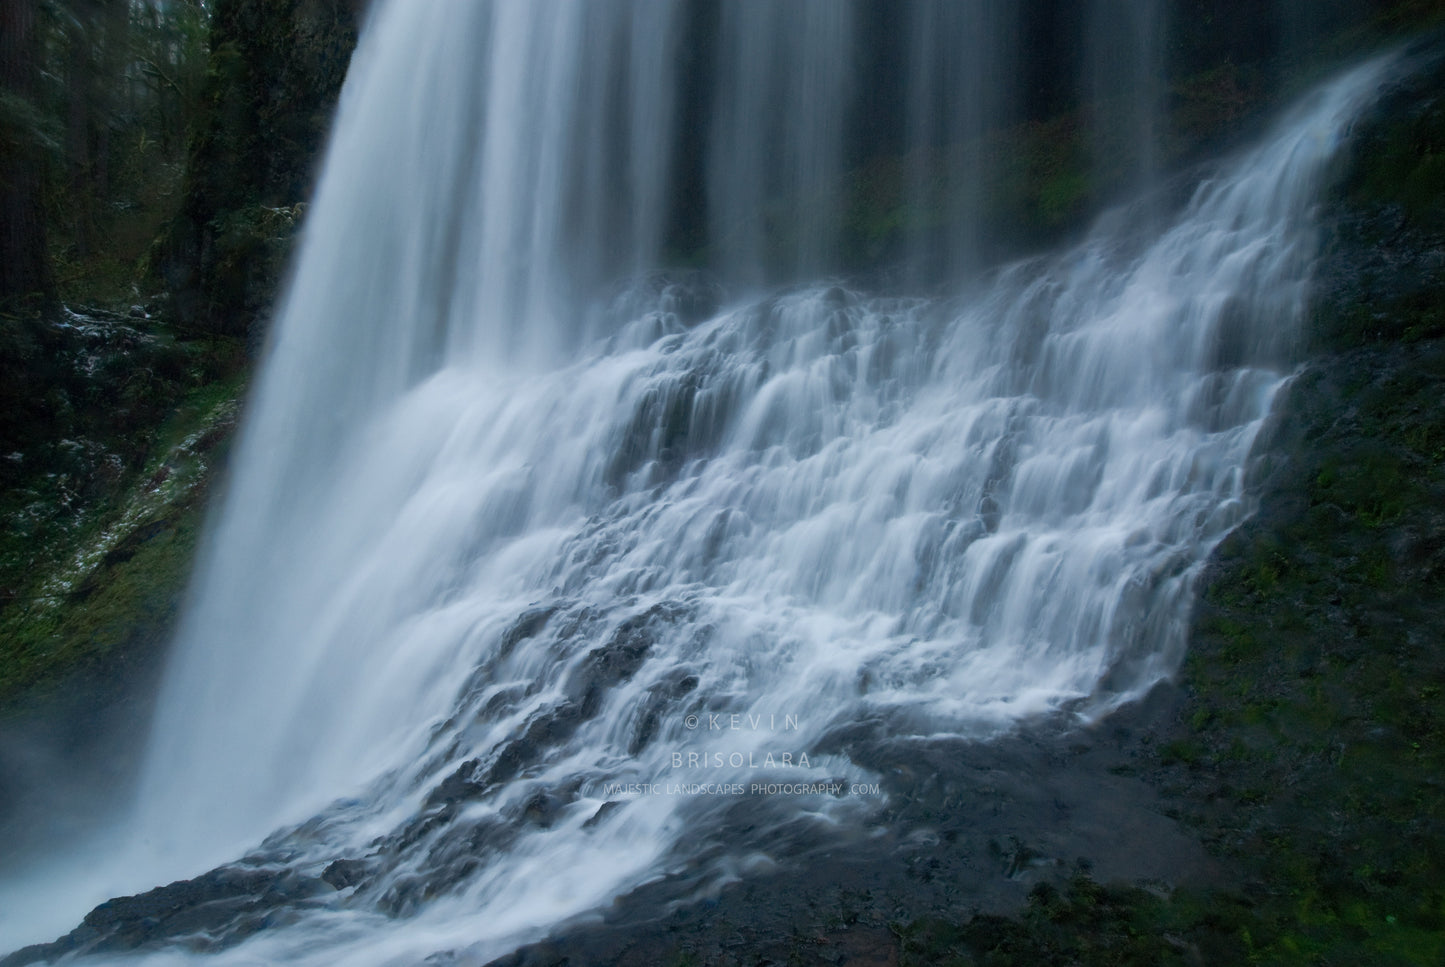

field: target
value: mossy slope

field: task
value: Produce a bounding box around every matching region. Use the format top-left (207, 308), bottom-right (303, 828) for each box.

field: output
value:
top-left (0, 323), bottom-right (244, 716)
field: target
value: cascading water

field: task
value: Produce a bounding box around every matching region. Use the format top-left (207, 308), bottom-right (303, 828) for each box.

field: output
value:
top-left (0, 1), bottom-right (1409, 963)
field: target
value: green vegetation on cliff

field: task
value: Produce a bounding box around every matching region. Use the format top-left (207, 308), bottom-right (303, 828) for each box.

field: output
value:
top-left (0, 324), bottom-right (245, 715)
top-left (1, 0), bottom-right (359, 716)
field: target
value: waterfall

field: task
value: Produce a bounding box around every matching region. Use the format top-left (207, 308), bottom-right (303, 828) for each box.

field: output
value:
top-left (709, 0), bottom-right (854, 280)
top-left (0, 1), bottom-right (1406, 963)
top-left (904, 0), bottom-right (1018, 273)
top-left (1087, 0), bottom-right (1167, 191)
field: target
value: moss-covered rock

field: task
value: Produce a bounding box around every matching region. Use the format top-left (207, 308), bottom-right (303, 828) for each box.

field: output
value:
top-left (1159, 335), bottom-right (1445, 965)
top-left (0, 316), bottom-right (245, 715)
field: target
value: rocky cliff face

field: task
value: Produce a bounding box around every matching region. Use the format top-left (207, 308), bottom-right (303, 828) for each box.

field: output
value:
top-left (1148, 46), bottom-right (1445, 963)
top-left (157, 0), bottom-right (362, 340)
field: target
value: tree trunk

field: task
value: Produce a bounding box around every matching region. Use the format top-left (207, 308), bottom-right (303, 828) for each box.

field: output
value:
top-left (0, 0), bottom-right (56, 312)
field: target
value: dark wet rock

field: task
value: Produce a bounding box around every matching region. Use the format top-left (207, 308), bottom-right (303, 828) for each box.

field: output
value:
top-left (366, 802), bottom-right (549, 914)
top-left (604, 372), bottom-right (706, 489)
top-left (376, 873), bottom-right (430, 919)
top-left (865, 328), bottom-right (899, 384)
top-left (978, 493), bottom-right (1002, 534)
top-left (1314, 44), bottom-right (1445, 352)
top-left (582, 800), bottom-right (623, 829)
top-left (668, 672), bottom-right (700, 698)
top-left (824, 303), bottom-right (858, 354)
top-left (425, 757), bottom-right (487, 808)
top-left (626, 705), bottom-right (661, 757)
top-left (484, 731), bottom-right (541, 787)
top-left (369, 604), bottom-right (695, 913)
top-left (0, 865), bottom-right (330, 965)
top-left (564, 603), bottom-right (681, 705)
top-left (1208, 294), bottom-right (1254, 369)
top-left (383, 802), bottom-right (461, 860)
top-left (659, 272), bottom-right (725, 326)
top-left (627, 669), bottom-right (700, 756)
top-left (422, 700), bottom-right (592, 812)
top-left (520, 790), bottom-right (558, 827)
top-left (497, 605), bottom-right (557, 660)
top-left (483, 692), bottom-right (1220, 967)
top-left (320, 858), bottom-right (371, 891)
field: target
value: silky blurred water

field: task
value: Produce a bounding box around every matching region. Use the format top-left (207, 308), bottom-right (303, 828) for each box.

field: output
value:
top-left (0, 1), bottom-right (1403, 962)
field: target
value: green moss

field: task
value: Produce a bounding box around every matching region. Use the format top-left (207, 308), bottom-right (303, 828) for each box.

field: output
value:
top-left (0, 330), bottom-right (243, 595)
top-left (1168, 63), bottom-right (1263, 153)
top-left (0, 501), bottom-right (203, 704)
top-left (1158, 739), bottom-right (1204, 766)
top-left (1155, 329), bottom-right (1445, 962)
top-left (1034, 170), bottom-right (1091, 229)
top-left (0, 357), bottom-right (244, 713)
top-left (831, 115), bottom-right (1096, 273)
top-left (1352, 137), bottom-right (1445, 232)
top-left (896, 878), bottom-right (1260, 967)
